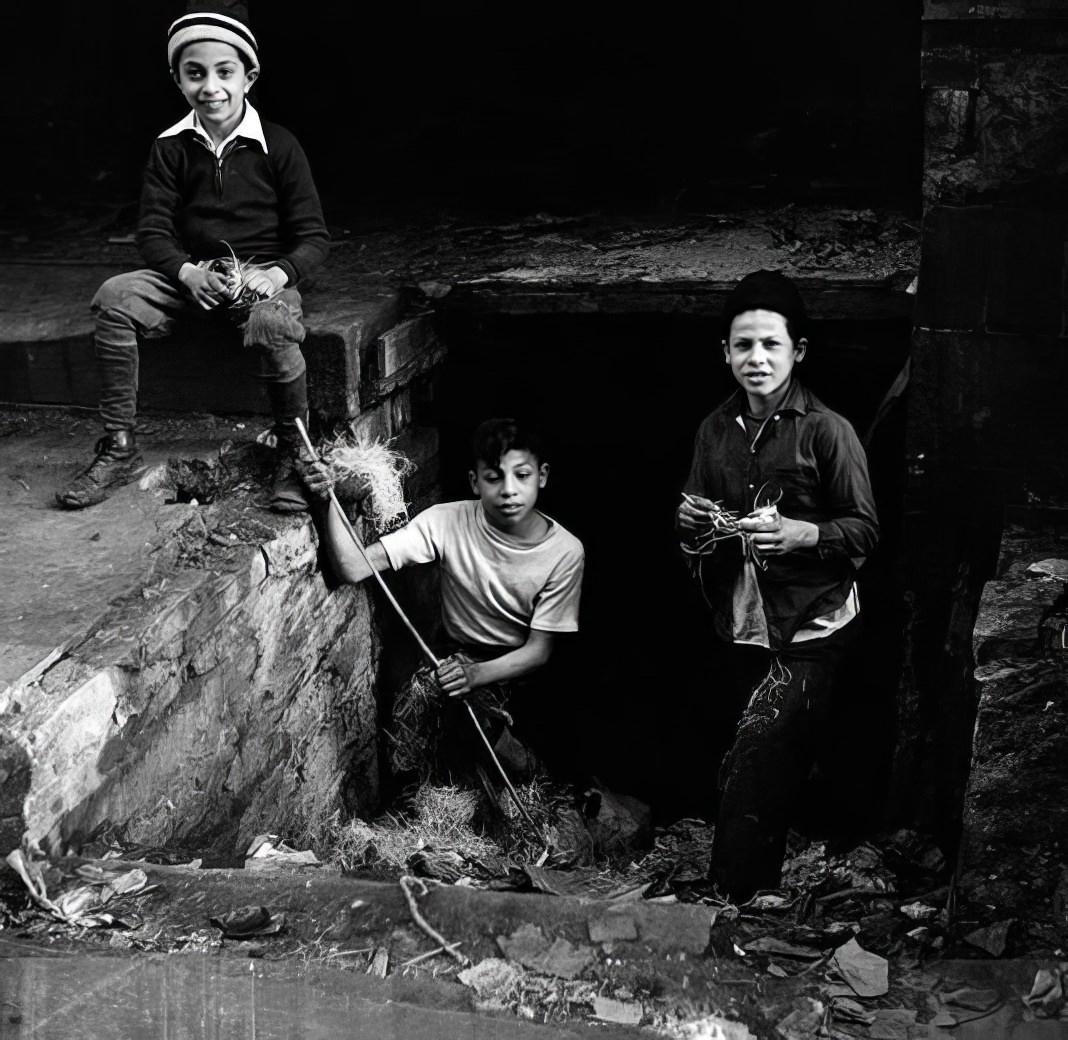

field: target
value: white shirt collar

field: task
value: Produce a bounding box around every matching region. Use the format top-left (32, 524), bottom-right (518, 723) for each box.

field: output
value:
top-left (158, 100), bottom-right (268, 156)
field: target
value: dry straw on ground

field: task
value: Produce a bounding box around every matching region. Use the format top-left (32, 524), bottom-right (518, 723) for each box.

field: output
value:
top-left (327, 784), bottom-right (499, 874)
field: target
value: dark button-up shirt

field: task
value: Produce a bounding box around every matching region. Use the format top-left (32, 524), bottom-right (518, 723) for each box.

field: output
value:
top-left (682, 379), bottom-right (879, 650)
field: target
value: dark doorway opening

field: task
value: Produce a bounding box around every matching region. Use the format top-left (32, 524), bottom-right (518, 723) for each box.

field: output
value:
top-left (427, 310), bottom-right (910, 833)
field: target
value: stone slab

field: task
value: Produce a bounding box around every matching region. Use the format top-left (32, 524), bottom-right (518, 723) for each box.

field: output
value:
top-left (0, 410), bottom-right (383, 858)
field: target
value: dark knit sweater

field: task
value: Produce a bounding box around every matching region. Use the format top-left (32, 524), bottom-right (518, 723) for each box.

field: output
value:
top-left (135, 118), bottom-right (329, 288)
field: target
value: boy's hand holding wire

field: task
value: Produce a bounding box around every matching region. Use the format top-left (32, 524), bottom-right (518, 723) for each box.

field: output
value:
top-left (676, 492), bottom-right (720, 533)
top-left (678, 493), bottom-right (744, 558)
top-left (738, 507), bottom-right (819, 555)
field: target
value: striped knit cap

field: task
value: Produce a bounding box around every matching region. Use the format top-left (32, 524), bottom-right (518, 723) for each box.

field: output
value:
top-left (167, 12), bottom-right (259, 74)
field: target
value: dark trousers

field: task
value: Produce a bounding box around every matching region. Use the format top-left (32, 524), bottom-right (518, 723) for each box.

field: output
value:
top-left (91, 269), bottom-right (308, 433)
top-left (708, 620), bottom-right (860, 901)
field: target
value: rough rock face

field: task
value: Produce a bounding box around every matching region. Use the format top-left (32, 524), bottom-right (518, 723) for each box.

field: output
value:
top-left (958, 519), bottom-right (1068, 948)
top-left (1, 502), bottom-right (383, 861)
top-left (923, 34), bottom-right (1068, 206)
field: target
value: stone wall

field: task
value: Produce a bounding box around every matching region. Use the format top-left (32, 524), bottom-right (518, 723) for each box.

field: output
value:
top-left (957, 519), bottom-right (1068, 950)
top-left (1, 510), bottom-right (383, 859)
top-left (0, 304), bottom-right (446, 860)
top-left (891, 2), bottom-right (1068, 837)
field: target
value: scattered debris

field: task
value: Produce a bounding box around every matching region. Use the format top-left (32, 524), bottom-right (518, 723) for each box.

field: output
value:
top-left (1023, 965), bottom-right (1067, 1018)
top-left (366, 947), bottom-right (390, 977)
top-left (744, 936), bottom-right (826, 960)
top-left (244, 834), bottom-right (322, 872)
top-left (458, 958), bottom-right (523, 1009)
top-left (830, 995), bottom-right (875, 1027)
top-left (591, 995), bottom-right (643, 1025)
top-left (581, 784), bottom-right (651, 865)
top-left (830, 938), bottom-right (889, 997)
top-left (399, 874), bottom-right (470, 967)
top-left (496, 922), bottom-right (595, 980)
top-left (868, 1007), bottom-right (918, 1038)
top-left (4, 849), bottom-right (153, 930)
top-left (399, 940), bottom-right (464, 969)
top-left (208, 904), bottom-right (285, 939)
top-left (654, 1013), bottom-right (757, 1039)
top-left (774, 997), bottom-right (824, 1039)
top-left (962, 918), bottom-right (1013, 957)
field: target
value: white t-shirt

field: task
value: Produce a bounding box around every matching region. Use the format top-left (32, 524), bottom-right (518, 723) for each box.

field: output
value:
top-left (380, 500), bottom-right (585, 650)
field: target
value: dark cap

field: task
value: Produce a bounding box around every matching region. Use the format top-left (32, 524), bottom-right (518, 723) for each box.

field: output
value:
top-left (721, 269), bottom-right (807, 341)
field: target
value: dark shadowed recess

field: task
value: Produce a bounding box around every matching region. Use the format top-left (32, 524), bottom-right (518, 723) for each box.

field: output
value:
top-left (428, 311), bottom-right (910, 833)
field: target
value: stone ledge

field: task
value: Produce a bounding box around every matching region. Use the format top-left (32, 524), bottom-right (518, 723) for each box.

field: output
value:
top-left (0, 263), bottom-right (405, 424)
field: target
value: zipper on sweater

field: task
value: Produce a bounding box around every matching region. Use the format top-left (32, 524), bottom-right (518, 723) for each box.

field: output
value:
top-left (213, 140), bottom-right (246, 198)
top-left (194, 136), bottom-right (246, 198)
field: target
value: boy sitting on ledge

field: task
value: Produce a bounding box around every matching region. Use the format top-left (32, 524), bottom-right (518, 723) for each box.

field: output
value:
top-left (56, 10), bottom-right (329, 514)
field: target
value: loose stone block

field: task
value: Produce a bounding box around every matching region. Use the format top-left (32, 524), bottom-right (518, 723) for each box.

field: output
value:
top-left (958, 521), bottom-right (1068, 944)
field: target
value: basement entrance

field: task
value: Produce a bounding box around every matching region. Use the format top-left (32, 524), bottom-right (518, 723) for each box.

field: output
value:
top-left (425, 307), bottom-right (911, 830)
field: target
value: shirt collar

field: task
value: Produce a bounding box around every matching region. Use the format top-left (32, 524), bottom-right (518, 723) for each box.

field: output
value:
top-left (730, 376), bottom-right (810, 418)
top-left (158, 100), bottom-right (268, 155)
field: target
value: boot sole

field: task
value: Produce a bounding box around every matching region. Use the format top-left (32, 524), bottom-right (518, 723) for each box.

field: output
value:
top-left (55, 461), bottom-right (148, 510)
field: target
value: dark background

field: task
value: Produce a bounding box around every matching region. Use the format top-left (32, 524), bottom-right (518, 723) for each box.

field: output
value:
top-left (5, 1), bottom-right (922, 227)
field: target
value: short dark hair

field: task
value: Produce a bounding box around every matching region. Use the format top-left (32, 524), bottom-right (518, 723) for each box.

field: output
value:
top-left (470, 418), bottom-right (546, 472)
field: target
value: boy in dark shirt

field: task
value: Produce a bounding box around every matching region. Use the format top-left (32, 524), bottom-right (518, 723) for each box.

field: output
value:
top-left (677, 270), bottom-right (879, 900)
top-left (56, 11), bottom-right (329, 513)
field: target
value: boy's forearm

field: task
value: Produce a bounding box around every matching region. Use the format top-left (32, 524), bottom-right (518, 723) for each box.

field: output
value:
top-left (323, 501), bottom-right (391, 584)
top-left (465, 633), bottom-right (553, 688)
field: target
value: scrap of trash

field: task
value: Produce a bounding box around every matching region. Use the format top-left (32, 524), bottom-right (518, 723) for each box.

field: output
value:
top-left (4, 848), bottom-right (156, 930)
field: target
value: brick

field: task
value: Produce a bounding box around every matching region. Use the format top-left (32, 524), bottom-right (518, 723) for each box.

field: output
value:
top-left (375, 316), bottom-right (438, 380)
top-left (350, 400), bottom-right (392, 445)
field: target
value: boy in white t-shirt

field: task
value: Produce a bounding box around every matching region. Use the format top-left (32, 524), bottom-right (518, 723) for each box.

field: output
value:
top-left (302, 417), bottom-right (585, 783)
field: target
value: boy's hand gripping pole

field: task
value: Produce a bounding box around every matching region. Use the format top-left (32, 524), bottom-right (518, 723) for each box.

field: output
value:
top-left (293, 419), bottom-right (539, 833)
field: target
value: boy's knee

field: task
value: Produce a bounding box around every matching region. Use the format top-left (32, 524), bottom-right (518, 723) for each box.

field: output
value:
top-left (91, 272), bottom-right (143, 312)
top-left (243, 290), bottom-right (306, 350)
top-left (91, 270), bottom-right (177, 339)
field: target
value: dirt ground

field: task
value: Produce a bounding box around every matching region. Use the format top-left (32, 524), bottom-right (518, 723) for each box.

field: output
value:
top-left (0, 406), bottom-right (281, 688)
top-left (4, 809), bottom-right (1068, 1038)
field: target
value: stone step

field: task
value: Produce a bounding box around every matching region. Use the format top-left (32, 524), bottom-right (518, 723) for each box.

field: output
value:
top-left (0, 263), bottom-right (420, 424)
